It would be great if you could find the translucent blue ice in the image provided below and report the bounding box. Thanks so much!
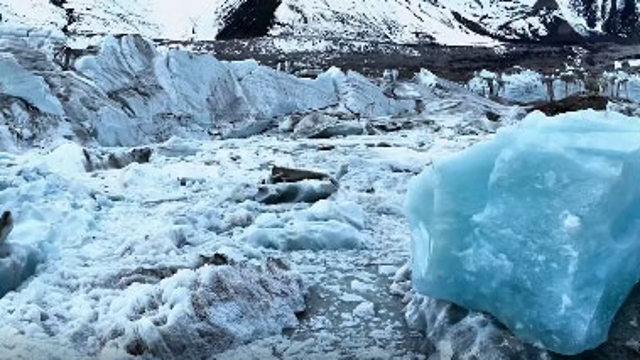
[0,244,39,297]
[406,110,640,355]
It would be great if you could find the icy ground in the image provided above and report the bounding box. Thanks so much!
[0,118,487,359]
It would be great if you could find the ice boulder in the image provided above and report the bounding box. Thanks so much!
[406,110,640,355]
[0,243,40,297]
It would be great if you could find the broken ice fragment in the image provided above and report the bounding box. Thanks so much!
[0,243,40,297]
[406,110,640,355]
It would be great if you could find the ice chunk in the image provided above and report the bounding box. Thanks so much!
[330,69,415,117]
[0,243,40,297]
[246,220,365,251]
[96,259,305,358]
[406,110,640,355]
[300,200,366,230]
[246,200,367,251]
[0,54,63,115]
[35,142,86,177]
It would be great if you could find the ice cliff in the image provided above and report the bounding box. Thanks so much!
[0,30,419,152]
[406,110,640,355]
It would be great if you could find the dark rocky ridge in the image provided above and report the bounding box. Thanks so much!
[216,0,283,40]
[156,37,640,82]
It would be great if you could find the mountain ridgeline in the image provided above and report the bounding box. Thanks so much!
[213,0,640,44]
[1,0,639,45]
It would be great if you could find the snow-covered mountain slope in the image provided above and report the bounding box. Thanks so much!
[0,0,638,45]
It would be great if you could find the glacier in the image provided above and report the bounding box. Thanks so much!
[406,110,640,355]
[0,31,431,151]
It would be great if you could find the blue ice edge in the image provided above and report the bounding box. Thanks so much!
[406,110,640,355]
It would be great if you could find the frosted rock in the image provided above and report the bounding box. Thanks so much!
[82,146,153,172]
[293,113,365,138]
[256,180,338,205]
[406,110,640,355]
[97,259,305,358]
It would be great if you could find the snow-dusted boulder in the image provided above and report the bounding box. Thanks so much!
[82,146,153,172]
[97,259,305,358]
[255,180,338,205]
[293,112,366,138]
[406,110,640,355]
